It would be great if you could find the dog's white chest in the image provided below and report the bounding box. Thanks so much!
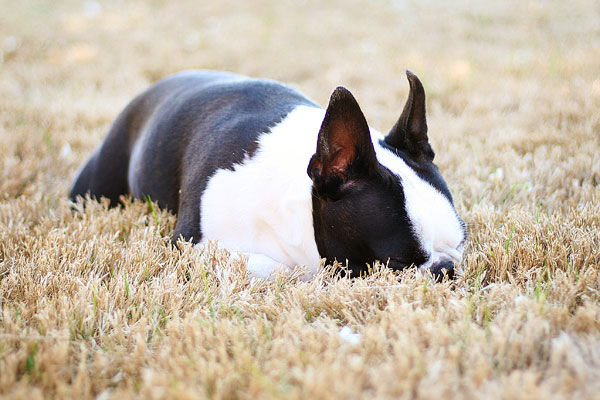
[198,106,325,276]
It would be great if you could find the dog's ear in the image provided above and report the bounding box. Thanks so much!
[308,87,378,199]
[385,70,434,161]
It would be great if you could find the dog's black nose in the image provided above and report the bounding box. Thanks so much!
[429,260,455,281]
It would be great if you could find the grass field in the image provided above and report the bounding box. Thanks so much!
[1,0,600,398]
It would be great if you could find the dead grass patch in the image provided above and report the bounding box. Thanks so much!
[1,0,599,398]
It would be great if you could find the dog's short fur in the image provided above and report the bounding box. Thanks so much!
[70,70,466,279]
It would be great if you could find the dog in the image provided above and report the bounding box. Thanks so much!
[70,70,466,279]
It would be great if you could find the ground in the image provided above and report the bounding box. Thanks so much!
[1,0,600,398]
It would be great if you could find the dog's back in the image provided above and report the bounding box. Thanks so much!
[70,70,318,242]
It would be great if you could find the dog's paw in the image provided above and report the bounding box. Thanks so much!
[242,252,291,279]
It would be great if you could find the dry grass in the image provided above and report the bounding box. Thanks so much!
[1,0,600,398]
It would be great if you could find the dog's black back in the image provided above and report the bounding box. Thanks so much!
[70,71,318,242]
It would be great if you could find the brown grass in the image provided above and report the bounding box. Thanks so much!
[1,0,600,398]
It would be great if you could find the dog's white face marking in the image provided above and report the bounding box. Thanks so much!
[372,133,466,270]
[200,105,465,278]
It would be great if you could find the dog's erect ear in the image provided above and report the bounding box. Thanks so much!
[385,70,434,161]
[308,87,378,198]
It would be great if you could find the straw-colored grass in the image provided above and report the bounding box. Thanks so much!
[1,0,599,398]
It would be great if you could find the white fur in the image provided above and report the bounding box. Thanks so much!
[128,131,146,197]
[199,106,323,278]
[198,106,465,278]
[371,134,465,270]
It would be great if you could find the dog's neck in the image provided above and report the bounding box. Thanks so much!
[198,106,324,275]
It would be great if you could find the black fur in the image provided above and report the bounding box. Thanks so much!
[310,169,428,276]
[378,139,453,204]
[70,71,318,243]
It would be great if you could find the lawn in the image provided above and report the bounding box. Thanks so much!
[1,0,599,398]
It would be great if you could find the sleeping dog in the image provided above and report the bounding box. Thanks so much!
[70,70,466,279]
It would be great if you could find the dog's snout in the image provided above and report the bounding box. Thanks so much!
[429,260,454,281]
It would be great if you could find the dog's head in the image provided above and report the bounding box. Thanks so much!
[308,71,466,279]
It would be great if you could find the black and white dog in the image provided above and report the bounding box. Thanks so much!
[70,70,466,279]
